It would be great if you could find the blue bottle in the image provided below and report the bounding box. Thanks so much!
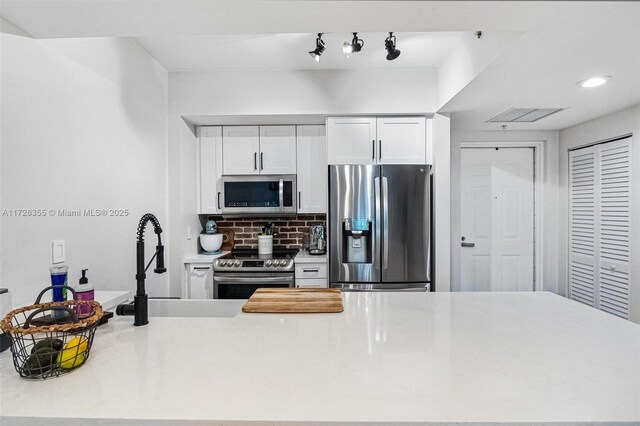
[49,264,68,302]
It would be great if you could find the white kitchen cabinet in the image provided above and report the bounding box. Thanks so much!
[223,126,296,175]
[296,125,327,213]
[259,126,297,174]
[327,116,431,165]
[222,126,260,175]
[327,117,376,165]
[377,117,426,164]
[183,263,213,299]
[198,126,223,214]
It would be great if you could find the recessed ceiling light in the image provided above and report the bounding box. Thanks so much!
[577,76,611,88]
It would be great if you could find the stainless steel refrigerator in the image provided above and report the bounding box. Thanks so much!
[329,165,431,291]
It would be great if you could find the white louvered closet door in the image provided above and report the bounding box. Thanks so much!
[598,139,631,318]
[569,146,597,307]
[569,138,632,319]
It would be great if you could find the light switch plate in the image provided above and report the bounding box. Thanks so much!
[52,240,65,264]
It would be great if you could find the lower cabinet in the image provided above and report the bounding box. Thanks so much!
[295,263,328,288]
[183,263,213,299]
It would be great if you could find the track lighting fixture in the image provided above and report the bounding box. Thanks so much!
[384,32,401,61]
[309,33,326,62]
[343,32,364,57]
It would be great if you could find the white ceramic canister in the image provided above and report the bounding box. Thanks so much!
[258,235,273,255]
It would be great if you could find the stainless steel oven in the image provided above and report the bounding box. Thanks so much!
[212,249,297,299]
[221,175,296,216]
[213,272,294,299]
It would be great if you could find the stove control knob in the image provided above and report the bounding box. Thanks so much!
[219,260,227,267]
[265,260,272,267]
[279,260,288,267]
[234,260,241,267]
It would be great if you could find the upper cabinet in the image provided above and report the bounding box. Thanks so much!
[327,116,432,165]
[222,126,260,175]
[296,125,327,213]
[222,125,296,175]
[259,126,297,175]
[198,126,223,214]
[327,117,376,165]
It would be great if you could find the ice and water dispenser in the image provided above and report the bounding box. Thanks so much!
[341,218,372,263]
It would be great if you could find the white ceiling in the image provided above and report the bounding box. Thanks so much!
[439,2,640,131]
[1,1,639,131]
[134,32,464,71]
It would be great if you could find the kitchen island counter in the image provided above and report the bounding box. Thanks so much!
[1,292,639,425]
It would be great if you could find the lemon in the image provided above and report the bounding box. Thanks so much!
[57,337,88,369]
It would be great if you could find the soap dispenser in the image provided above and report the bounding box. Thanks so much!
[76,269,94,318]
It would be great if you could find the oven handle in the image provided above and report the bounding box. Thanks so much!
[214,275,293,284]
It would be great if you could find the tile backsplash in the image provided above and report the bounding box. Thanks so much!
[200,214,326,250]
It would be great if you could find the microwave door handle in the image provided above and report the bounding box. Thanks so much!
[279,178,284,208]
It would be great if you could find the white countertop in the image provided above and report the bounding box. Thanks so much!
[2,292,639,424]
[294,249,328,263]
[183,251,229,264]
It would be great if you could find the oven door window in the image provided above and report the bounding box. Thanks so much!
[214,274,295,299]
[216,283,290,299]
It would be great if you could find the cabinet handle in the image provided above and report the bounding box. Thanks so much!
[193,267,210,271]
[372,140,375,161]
[378,140,382,161]
[260,152,264,170]
[254,152,257,171]
[298,191,301,207]
[217,192,221,210]
[303,269,319,273]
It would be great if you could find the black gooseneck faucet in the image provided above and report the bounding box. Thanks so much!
[116,213,166,326]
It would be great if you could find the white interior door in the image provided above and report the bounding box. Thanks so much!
[460,148,535,291]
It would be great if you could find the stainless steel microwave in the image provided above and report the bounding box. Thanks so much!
[220,175,297,216]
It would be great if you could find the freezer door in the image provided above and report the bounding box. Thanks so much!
[381,165,431,283]
[329,165,381,283]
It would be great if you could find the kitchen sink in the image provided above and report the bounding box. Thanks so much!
[147,298,244,318]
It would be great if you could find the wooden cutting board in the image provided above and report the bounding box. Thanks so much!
[242,288,344,313]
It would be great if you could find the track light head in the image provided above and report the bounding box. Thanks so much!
[309,33,326,62]
[385,32,401,61]
[343,32,364,57]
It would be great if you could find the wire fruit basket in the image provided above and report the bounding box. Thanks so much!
[0,285,103,380]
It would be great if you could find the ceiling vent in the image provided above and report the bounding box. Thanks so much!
[487,108,564,123]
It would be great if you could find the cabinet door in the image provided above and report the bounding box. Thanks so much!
[296,125,327,213]
[186,264,213,299]
[222,126,260,175]
[327,117,376,165]
[259,126,297,174]
[377,117,426,164]
[198,126,223,214]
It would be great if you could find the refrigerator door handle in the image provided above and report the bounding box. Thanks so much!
[375,176,381,272]
[382,176,389,269]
